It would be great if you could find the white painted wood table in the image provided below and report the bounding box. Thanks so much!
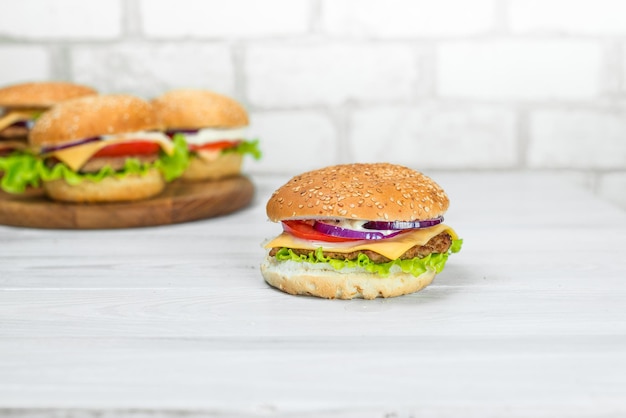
[1,173,625,418]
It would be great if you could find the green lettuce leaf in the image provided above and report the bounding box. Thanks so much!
[0,152,42,193]
[154,133,190,181]
[274,239,463,278]
[224,139,262,160]
[0,134,189,194]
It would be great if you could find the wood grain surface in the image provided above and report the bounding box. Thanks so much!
[0,175,254,229]
[1,173,625,417]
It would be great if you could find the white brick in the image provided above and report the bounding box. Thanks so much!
[322,0,495,38]
[140,0,310,38]
[510,0,626,35]
[598,173,626,211]
[528,110,626,169]
[247,111,337,174]
[71,43,234,99]
[0,47,50,85]
[349,105,517,169]
[246,44,417,107]
[0,0,121,39]
[438,40,602,100]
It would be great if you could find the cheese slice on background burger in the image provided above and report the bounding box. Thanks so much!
[0,81,97,156]
[261,163,463,300]
[151,89,261,181]
[0,94,189,202]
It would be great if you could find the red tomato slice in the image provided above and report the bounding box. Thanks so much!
[92,141,161,158]
[189,140,241,152]
[282,220,355,243]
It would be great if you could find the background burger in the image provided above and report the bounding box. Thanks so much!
[151,89,260,181]
[261,163,462,299]
[0,81,97,157]
[0,94,188,202]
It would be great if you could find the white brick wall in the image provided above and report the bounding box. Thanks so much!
[509,0,626,35]
[349,105,517,169]
[321,0,495,38]
[0,0,121,40]
[71,43,235,99]
[140,0,311,38]
[249,111,337,174]
[438,40,602,100]
[0,47,50,84]
[246,43,417,107]
[528,110,626,169]
[0,0,624,210]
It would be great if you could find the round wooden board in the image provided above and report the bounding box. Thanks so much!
[0,175,254,229]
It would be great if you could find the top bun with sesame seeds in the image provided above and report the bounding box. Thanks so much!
[151,89,249,129]
[30,94,162,147]
[0,81,97,109]
[266,163,449,222]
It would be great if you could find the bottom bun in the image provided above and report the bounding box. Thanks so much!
[181,153,242,181]
[43,169,165,203]
[260,255,437,300]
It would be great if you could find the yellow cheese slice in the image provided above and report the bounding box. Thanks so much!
[44,133,175,171]
[0,111,37,132]
[264,223,458,260]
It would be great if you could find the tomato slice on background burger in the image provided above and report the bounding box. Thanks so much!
[91,140,162,158]
[188,140,241,153]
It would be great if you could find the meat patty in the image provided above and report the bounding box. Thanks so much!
[269,231,453,263]
[79,155,159,173]
[0,126,28,141]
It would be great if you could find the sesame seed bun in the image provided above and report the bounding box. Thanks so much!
[43,169,165,203]
[29,94,162,147]
[0,81,97,109]
[266,163,449,222]
[260,255,436,299]
[151,89,249,129]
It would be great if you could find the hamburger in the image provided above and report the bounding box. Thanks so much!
[151,89,260,181]
[0,81,97,156]
[0,94,188,202]
[261,163,463,299]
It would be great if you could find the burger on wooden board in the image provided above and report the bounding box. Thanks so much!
[0,81,97,156]
[151,89,261,181]
[0,94,188,202]
[261,163,463,299]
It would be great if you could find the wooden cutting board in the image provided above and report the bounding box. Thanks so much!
[0,175,254,229]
